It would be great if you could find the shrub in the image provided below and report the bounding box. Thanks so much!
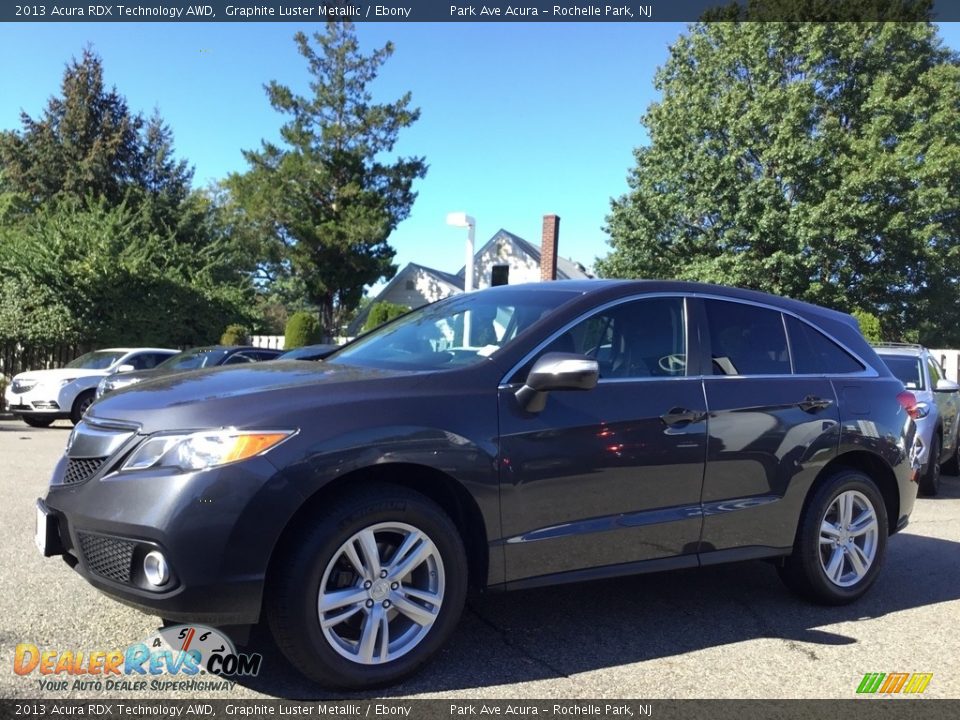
[362,302,410,333]
[220,324,250,346]
[285,311,322,349]
[851,310,882,344]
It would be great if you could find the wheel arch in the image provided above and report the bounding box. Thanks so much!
[814,451,900,535]
[266,462,490,594]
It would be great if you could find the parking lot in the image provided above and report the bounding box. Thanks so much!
[3,418,959,700]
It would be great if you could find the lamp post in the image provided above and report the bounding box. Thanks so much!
[446,212,476,347]
[446,212,476,293]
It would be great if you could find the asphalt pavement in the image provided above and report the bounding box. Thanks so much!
[2,419,958,700]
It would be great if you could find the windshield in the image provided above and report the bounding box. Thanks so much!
[65,351,126,370]
[157,348,230,371]
[882,355,925,390]
[329,288,582,370]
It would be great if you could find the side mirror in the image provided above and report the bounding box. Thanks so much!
[116,364,136,374]
[515,352,599,413]
[935,378,959,393]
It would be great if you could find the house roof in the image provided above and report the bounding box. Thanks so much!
[409,263,464,291]
[346,262,464,336]
[457,229,592,280]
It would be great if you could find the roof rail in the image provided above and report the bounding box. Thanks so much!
[871,342,925,349]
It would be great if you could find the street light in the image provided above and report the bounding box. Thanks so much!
[446,212,476,293]
[446,212,476,348]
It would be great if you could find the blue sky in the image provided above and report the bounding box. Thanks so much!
[2,22,960,294]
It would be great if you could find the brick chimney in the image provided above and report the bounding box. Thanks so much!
[540,214,560,282]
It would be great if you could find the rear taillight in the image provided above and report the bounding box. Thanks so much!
[898,390,923,419]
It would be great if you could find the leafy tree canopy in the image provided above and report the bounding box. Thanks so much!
[599,15,960,345]
[0,49,258,347]
[228,22,427,340]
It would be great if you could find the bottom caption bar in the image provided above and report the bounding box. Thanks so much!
[2,700,954,720]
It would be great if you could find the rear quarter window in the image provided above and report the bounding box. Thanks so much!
[786,316,864,374]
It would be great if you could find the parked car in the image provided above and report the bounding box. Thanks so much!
[5,348,177,427]
[873,343,960,495]
[96,345,282,398]
[276,343,341,361]
[37,281,921,689]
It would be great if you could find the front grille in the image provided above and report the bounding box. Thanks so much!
[78,532,135,584]
[11,380,36,394]
[63,457,107,485]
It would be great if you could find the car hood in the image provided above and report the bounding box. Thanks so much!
[14,368,108,382]
[104,367,171,385]
[88,361,427,433]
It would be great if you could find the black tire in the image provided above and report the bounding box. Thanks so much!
[266,484,468,689]
[70,391,95,426]
[920,433,941,496]
[778,469,888,605]
[22,415,55,428]
[941,433,960,477]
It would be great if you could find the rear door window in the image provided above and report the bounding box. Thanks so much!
[704,300,789,376]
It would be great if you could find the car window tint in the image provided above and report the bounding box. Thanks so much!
[786,316,864,374]
[127,354,155,370]
[705,300,789,376]
[540,297,687,379]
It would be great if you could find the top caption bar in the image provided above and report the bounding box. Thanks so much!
[3,0,959,23]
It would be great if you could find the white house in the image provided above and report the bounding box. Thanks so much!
[348,215,591,335]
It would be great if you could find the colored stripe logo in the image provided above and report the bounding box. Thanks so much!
[857,673,933,694]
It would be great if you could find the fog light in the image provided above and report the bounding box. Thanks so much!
[143,551,169,587]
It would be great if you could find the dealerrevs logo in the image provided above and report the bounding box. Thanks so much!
[13,625,261,692]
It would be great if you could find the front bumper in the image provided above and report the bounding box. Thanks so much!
[41,447,306,625]
[5,385,64,415]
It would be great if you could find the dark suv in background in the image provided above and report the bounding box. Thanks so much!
[95,345,282,398]
[37,281,921,689]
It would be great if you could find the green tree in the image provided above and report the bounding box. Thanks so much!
[362,301,409,332]
[852,309,883,343]
[220,324,251,346]
[0,49,195,232]
[0,49,259,348]
[228,22,427,340]
[285,311,322,349]
[0,198,254,347]
[599,17,960,345]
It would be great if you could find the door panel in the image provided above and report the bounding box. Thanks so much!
[700,377,840,552]
[498,379,707,583]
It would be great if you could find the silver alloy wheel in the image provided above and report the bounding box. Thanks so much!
[317,522,445,665]
[818,490,879,588]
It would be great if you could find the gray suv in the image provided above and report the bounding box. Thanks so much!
[874,343,960,495]
[37,281,922,689]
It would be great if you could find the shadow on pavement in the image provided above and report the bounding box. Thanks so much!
[230,524,960,699]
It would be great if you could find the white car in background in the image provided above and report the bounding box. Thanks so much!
[5,348,177,427]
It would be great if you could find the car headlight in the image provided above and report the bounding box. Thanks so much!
[57,378,77,387]
[914,402,930,419]
[121,429,296,472]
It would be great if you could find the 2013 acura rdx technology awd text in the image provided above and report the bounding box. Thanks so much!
[36,281,923,688]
